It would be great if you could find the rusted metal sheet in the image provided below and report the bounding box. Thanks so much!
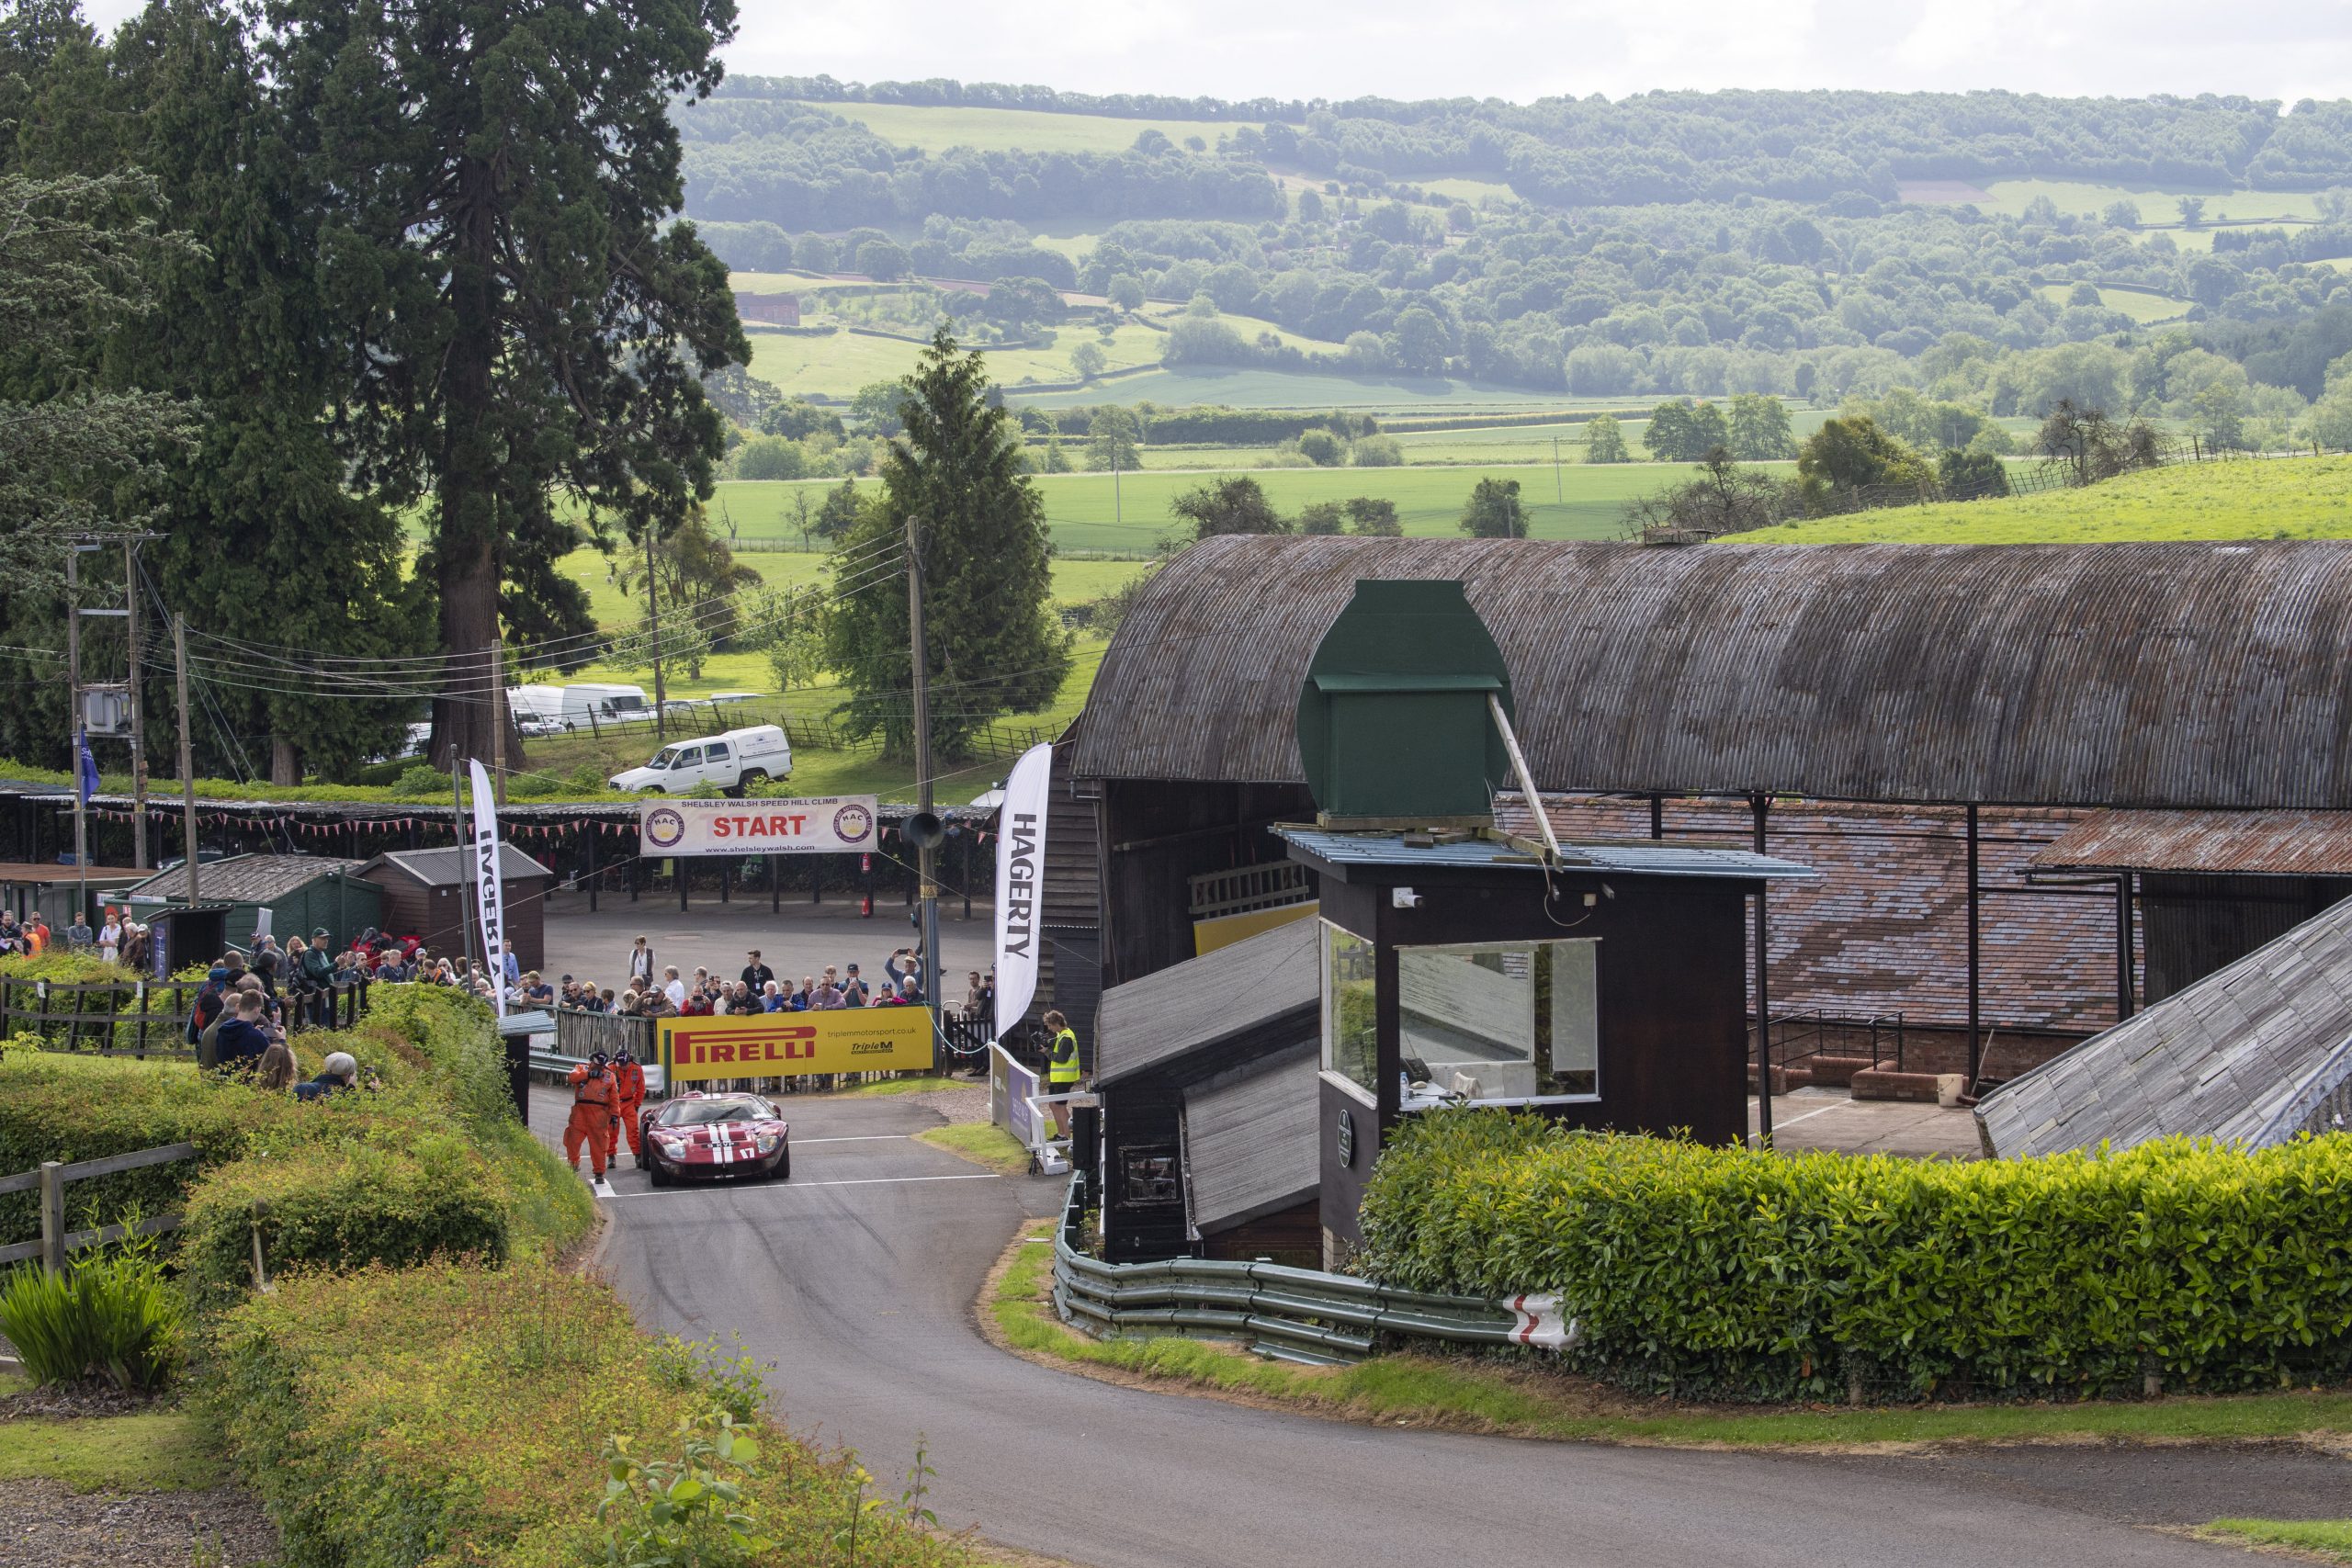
[2030,809,2352,875]
[1070,536,2352,809]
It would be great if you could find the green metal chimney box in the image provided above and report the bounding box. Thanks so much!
[1295,580,1515,826]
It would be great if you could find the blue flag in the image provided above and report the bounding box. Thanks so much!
[76,728,99,805]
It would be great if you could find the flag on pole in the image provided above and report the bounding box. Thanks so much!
[467,759,508,1018]
[76,729,99,805]
[992,742,1053,1036]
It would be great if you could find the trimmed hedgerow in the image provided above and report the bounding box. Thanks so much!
[1358,1111,2352,1402]
[207,1262,962,1568]
[178,1134,512,1317]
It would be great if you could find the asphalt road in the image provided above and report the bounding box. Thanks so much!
[537,1089,2335,1568]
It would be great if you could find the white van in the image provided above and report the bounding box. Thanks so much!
[609,724,793,795]
[561,683,653,728]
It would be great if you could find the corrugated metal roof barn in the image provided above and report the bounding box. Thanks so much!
[1072,536,2352,809]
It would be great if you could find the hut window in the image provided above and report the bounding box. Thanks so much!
[1398,939,1600,1103]
[1321,921,1379,1095]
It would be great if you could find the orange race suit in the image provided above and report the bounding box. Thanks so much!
[611,1055,647,1165]
[564,1062,619,1177]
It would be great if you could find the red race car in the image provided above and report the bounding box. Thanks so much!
[639,1091,792,1186]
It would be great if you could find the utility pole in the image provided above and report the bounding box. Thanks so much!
[905,513,941,1010]
[124,538,148,869]
[1112,445,1122,529]
[1553,434,1563,503]
[488,638,507,807]
[644,525,666,742]
[65,545,86,924]
[173,615,198,906]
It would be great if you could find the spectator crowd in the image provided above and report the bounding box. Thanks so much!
[546,937,996,1032]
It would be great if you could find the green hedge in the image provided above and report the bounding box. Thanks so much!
[207,1262,960,1568]
[1358,1111,2352,1401]
[179,1134,513,1316]
[0,953,193,1053]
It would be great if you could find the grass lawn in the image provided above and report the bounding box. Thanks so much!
[1737,456,2352,545]
[990,1222,2352,1450]
[0,1410,224,1493]
[1007,365,1587,413]
[742,321,1172,399]
[2033,283,2189,323]
[1977,177,2333,226]
[916,1122,1033,1174]
[2199,1519,2352,1560]
[759,99,1245,157]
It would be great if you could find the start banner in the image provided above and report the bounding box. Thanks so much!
[638,795,877,858]
[659,1009,935,1083]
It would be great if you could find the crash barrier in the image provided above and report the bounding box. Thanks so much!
[988,1042,1046,1151]
[0,1142,194,1269]
[0,976,367,1055]
[1049,1172,1577,1366]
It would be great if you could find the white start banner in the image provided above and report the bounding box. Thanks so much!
[467,759,508,1020]
[992,743,1053,1034]
[637,795,878,858]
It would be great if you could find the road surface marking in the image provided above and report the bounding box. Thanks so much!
[1772,1100,1864,1130]
[602,1172,1001,1199]
[794,1134,916,1145]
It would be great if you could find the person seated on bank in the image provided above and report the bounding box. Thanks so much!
[213,989,273,1074]
[295,1050,362,1101]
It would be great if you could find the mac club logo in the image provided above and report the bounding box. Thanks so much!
[644,807,687,850]
[831,803,874,844]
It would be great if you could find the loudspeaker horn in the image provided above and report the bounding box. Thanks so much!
[902,811,946,850]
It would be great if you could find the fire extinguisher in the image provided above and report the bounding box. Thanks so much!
[859,852,873,918]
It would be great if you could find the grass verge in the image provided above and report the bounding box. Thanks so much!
[916,1122,1033,1174]
[2199,1519,2352,1560]
[0,1411,223,1493]
[985,1222,2352,1450]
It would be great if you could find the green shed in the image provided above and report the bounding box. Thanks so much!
[122,853,381,956]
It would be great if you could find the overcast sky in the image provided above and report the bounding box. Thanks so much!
[71,0,2352,107]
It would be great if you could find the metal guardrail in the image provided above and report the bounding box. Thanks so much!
[1049,1173,1576,1366]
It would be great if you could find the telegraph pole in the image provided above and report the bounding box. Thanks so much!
[65,545,87,923]
[644,525,666,742]
[173,615,198,906]
[488,638,508,807]
[905,513,941,1002]
[1553,434,1563,503]
[124,538,148,868]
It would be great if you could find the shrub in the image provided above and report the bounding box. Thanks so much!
[179,1135,512,1318]
[1351,434,1405,466]
[0,1235,184,1391]
[1359,1111,2352,1401]
[395,763,451,797]
[205,1263,960,1568]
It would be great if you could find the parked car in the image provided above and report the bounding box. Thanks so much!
[639,1091,790,1185]
[608,724,792,795]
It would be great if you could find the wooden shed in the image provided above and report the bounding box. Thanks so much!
[356,846,554,972]
[121,854,379,955]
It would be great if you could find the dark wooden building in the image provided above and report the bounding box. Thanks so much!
[355,846,555,972]
[1092,919,1318,1263]
[121,853,379,953]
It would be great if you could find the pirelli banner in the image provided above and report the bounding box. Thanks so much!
[639,795,878,858]
[658,1009,935,1083]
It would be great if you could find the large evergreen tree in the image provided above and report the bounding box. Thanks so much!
[825,332,1069,761]
[264,0,748,768]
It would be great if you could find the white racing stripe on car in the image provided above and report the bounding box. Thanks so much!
[603,1173,1001,1200]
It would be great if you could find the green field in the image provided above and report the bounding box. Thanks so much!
[1008,365,1588,412]
[2033,283,2188,323]
[777,99,1246,156]
[1737,455,2352,545]
[1978,177,2335,226]
[741,321,1174,398]
[703,462,1701,554]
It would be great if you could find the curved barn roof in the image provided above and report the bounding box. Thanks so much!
[1070,536,2352,809]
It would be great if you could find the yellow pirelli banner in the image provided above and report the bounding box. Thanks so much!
[658,1009,935,1083]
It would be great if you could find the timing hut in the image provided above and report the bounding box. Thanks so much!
[1069,536,2352,1088]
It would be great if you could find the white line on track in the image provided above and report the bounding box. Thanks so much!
[601,1172,1001,1200]
[1772,1100,1863,1130]
[794,1134,917,1145]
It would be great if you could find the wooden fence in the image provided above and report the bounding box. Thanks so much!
[0,976,369,1056]
[0,1143,196,1269]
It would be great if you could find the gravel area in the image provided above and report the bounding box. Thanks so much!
[897,1081,990,1126]
[0,1382,164,1423]
[0,1481,278,1568]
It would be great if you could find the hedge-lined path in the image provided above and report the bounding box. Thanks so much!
[525,1088,2346,1568]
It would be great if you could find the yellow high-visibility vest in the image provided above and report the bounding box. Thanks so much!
[1048,1027,1080,1084]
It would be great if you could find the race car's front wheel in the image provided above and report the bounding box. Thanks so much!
[773,1145,790,1181]
[648,1158,672,1188]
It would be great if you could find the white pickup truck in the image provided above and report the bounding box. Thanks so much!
[609,724,794,795]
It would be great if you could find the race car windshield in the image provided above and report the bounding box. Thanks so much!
[659,1100,766,1125]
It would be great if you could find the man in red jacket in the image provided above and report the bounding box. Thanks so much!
[563,1053,619,1185]
[610,1047,648,1168]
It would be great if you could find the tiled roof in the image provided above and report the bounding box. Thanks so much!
[1094,919,1317,1089]
[2032,809,2352,876]
[1975,896,2352,1156]
[358,846,555,888]
[1277,829,1815,882]
[123,853,367,905]
[1502,795,2132,1035]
